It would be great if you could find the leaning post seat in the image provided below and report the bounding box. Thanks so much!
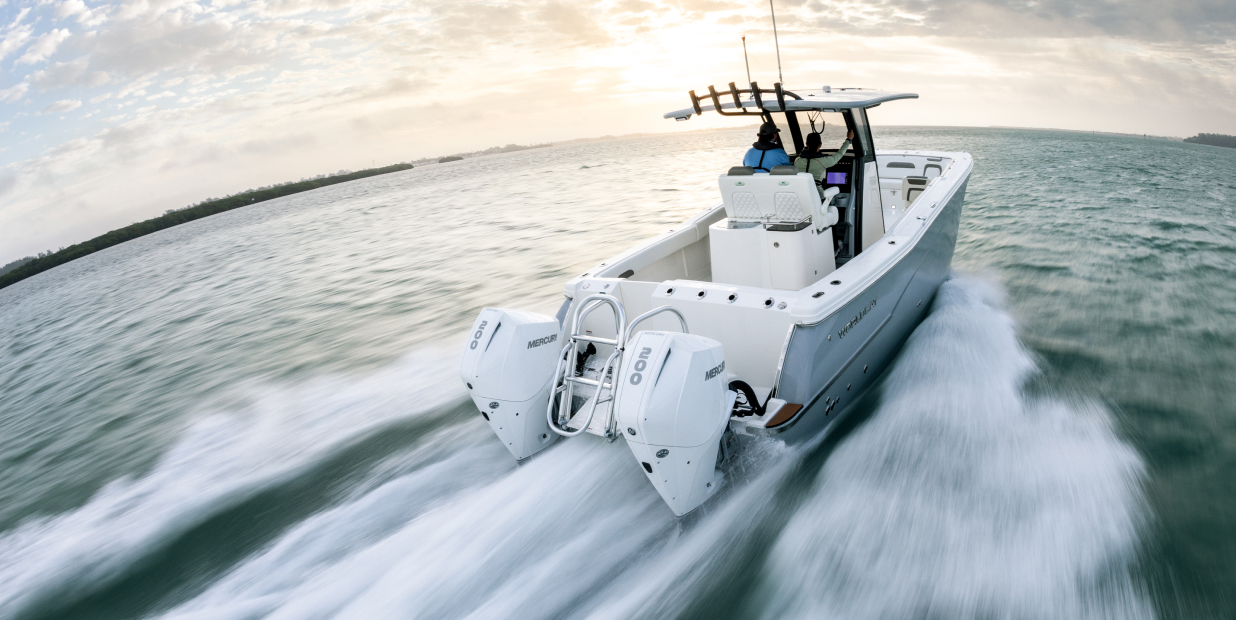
[718,169,818,222]
[712,169,838,290]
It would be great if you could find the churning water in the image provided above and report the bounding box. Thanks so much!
[1,126,1233,620]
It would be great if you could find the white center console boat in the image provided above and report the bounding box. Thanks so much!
[461,82,973,516]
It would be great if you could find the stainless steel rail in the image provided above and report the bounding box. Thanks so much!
[548,295,628,439]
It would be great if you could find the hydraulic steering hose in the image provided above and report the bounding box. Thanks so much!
[728,380,769,417]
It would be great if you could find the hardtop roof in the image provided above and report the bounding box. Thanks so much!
[664,87,917,120]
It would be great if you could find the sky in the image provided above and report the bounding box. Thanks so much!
[1,0,1234,262]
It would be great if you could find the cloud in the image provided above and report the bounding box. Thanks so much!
[0,8,34,61]
[30,61,88,91]
[239,132,316,154]
[55,0,107,26]
[55,0,87,19]
[86,11,263,76]
[258,0,362,17]
[28,61,115,90]
[116,78,153,98]
[39,99,83,114]
[0,171,16,198]
[538,2,611,45]
[0,81,29,102]
[18,29,72,65]
[795,0,1236,43]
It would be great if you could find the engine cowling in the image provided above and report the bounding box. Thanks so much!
[615,330,730,516]
[459,308,561,460]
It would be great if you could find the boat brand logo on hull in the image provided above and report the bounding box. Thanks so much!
[705,361,726,381]
[527,334,557,349]
[838,299,877,340]
[469,320,489,350]
[629,347,653,385]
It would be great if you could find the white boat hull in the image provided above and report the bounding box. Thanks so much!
[768,173,967,441]
[464,148,973,514]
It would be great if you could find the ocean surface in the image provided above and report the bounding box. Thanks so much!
[1,126,1233,620]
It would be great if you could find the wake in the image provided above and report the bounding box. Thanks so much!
[0,277,1153,620]
[750,277,1153,619]
[0,349,471,620]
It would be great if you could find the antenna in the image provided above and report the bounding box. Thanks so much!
[742,36,751,84]
[769,0,784,85]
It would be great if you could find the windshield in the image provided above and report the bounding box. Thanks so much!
[760,110,850,157]
[793,111,850,154]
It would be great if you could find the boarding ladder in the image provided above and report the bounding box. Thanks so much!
[547,294,688,440]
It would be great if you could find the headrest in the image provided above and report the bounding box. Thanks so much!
[727,166,755,176]
[769,165,798,175]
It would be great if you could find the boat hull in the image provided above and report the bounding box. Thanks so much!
[768,175,968,443]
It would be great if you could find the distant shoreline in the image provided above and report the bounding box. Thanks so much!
[0,164,413,291]
[1183,133,1236,149]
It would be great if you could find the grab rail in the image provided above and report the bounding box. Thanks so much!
[548,295,628,438]
[627,306,689,335]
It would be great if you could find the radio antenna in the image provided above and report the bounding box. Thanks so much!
[769,0,784,85]
[742,36,752,84]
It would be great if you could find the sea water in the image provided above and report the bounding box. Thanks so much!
[1,127,1233,620]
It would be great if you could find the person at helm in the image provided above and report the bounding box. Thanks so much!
[742,121,792,172]
[795,129,855,198]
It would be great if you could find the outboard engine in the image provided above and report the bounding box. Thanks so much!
[615,330,732,516]
[460,308,561,460]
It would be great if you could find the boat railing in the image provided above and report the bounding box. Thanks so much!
[548,299,691,440]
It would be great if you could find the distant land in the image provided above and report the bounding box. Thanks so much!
[985,126,1183,141]
[418,143,552,166]
[1,141,572,290]
[1184,134,1236,149]
[0,164,413,290]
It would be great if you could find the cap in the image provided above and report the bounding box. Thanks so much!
[758,122,780,136]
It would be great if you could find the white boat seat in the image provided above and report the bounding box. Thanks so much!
[712,174,839,290]
[718,171,825,224]
[901,176,929,204]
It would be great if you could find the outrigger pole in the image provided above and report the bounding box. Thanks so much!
[769,0,784,85]
[742,36,752,84]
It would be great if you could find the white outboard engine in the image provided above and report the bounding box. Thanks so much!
[615,330,732,516]
[459,308,561,460]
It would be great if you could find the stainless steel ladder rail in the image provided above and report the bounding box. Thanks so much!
[547,298,690,439]
[548,295,627,438]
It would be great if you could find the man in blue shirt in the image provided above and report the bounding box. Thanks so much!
[742,121,792,172]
